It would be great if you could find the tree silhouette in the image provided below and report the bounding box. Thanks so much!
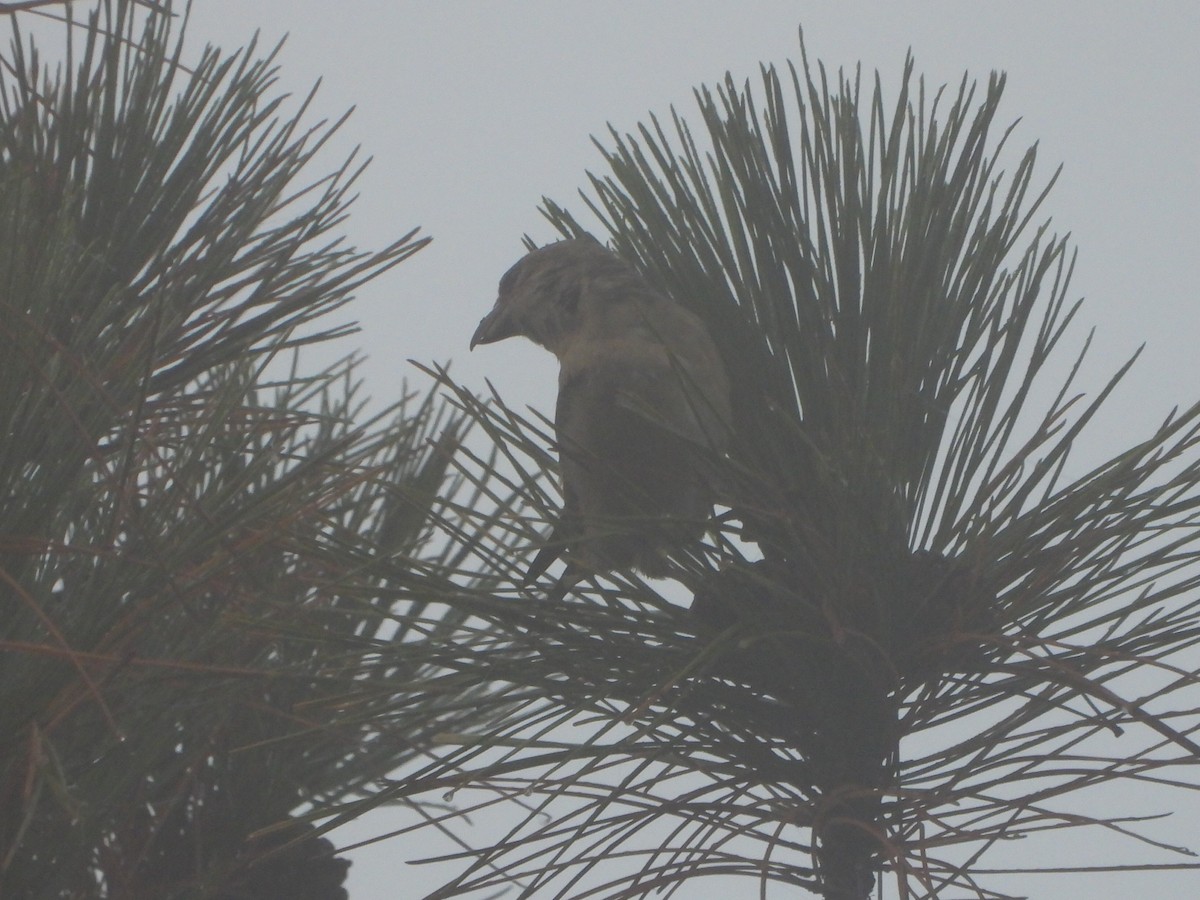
[386,36,1200,899]
[8,5,1200,897]
[0,3,503,896]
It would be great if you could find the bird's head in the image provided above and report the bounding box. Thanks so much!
[471,239,632,357]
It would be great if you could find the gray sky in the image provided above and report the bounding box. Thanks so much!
[176,2,1200,897]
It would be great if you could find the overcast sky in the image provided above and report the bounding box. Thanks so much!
[167,3,1200,897]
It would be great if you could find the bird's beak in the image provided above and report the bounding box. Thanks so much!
[470,302,519,349]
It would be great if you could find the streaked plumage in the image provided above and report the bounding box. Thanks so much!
[471,239,731,584]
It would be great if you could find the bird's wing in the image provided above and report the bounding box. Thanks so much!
[522,465,581,585]
[525,300,731,587]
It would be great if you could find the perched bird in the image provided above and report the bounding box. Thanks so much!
[471,238,732,587]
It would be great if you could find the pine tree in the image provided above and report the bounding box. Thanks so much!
[0,3,497,896]
[391,35,1200,899]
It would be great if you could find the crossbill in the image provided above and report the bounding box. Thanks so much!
[471,238,732,586]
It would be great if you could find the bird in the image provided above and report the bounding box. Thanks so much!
[471,238,732,590]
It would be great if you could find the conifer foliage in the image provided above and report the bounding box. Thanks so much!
[0,3,481,897]
[404,38,1200,900]
[6,3,1200,897]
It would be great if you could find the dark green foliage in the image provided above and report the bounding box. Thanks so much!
[0,2,486,897]
[386,37,1200,899]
